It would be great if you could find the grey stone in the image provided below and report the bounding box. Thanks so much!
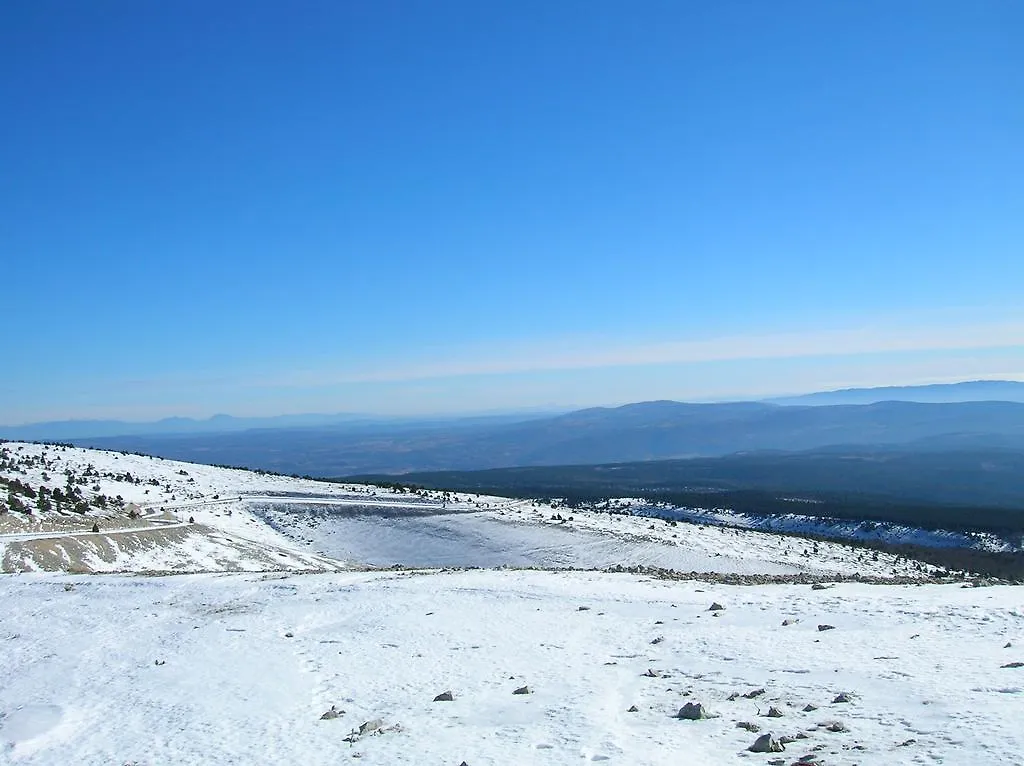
[512,685,531,695]
[748,733,785,753]
[709,602,725,611]
[832,692,852,703]
[433,691,454,702]
[766,706,784,717]
[817,624,836,632]
[358,718,386,736]
[676,702,710,720]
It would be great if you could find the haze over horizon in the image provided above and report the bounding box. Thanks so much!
[4,1,1022,423]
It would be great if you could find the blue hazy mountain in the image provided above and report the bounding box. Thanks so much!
[767,380,1024,406]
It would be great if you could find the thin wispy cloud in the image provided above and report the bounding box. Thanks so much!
[254,318,1024,389]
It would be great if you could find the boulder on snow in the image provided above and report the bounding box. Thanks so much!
[512,685,531,695]
[433,690,455,702]
[832,692,852,703]
[358,718,386,736]
[766,706,784,717]
[817,624,836,632]
[676,702,711,720]
[748,733,785,753]
[708,602,725,612]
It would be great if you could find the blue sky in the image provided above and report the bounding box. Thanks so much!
[2,0,1022,423]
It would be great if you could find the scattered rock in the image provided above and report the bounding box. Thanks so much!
[650,636,664,645]
[766,706,784,718]
[744,688,766,699]
[320,705,343,720]
[897,738,916,747]
[627,705,639,713]
[91,522,100,533]
[154,659,165,666]
[1001,661,1024,669]
[802,704,818,712]
[709,602,725,612]
[749,733,785,753]
[578,606,591,611]
[642,669,661,678]
[782,619,798,626]
[832,692,852,703]
[736,721,760,732]
[727,692,740,701]
[433,691,455,702]
[817,624,836,632]
[512,685,531,695]
[358,719,386,736]
[676,702,711,720]
[779,735,797,744]
[1004,642,1012,649]
[63,583,74,592]
[284,632,294,638]
[825,721,848,733]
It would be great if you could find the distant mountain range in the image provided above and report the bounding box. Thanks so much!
[5,380,1021,442]
[0,410,562,442]
[0,412,374,441]
[34,398,1024,477]
[767,380,1024,406]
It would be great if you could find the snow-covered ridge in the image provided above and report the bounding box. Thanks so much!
[626,503,1023,553]
[0,442,956,580]
[0,442,392,573]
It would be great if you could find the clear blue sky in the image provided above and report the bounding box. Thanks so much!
[2,0,1022,423]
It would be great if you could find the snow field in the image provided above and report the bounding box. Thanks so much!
[1,570,1021,765]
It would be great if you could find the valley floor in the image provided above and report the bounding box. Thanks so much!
[2,569,1022,766]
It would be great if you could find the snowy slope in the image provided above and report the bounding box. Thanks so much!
[2,570,1022,765]
[2,443,1022,765]
[2,442,939,579]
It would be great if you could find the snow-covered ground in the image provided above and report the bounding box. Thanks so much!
[3,442,1022,765]
[2,569,1022,765]
[629,503,1023,553]
[1,442,935,579]
[257,498,932,578]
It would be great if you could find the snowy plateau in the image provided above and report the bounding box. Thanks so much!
[1,442,1022,765]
